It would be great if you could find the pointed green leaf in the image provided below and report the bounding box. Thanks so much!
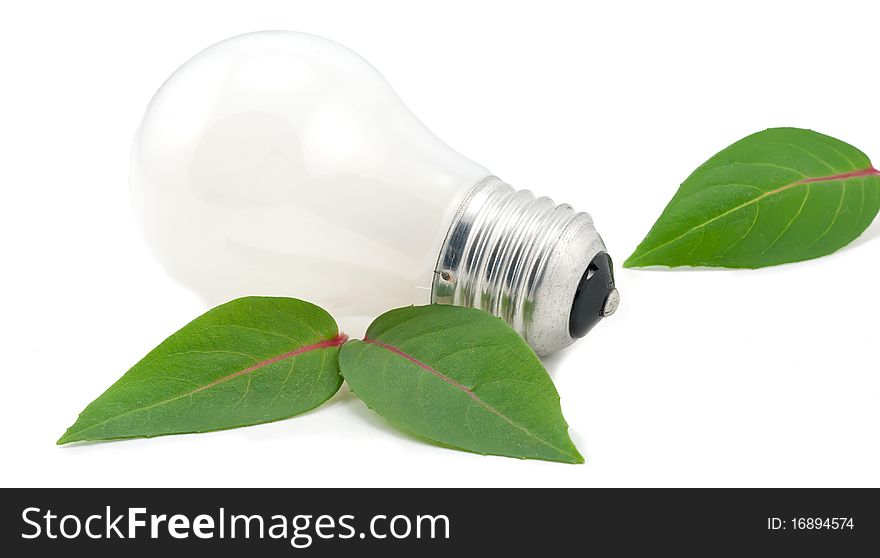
[339,305,583,464]
[58,297,346,444]
[625,127,880,268]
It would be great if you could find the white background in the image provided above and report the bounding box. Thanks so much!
[2,0,878,488]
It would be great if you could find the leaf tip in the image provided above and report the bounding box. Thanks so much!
[622,253,641,268]
[565,447,585,464]
[57,422,84,446]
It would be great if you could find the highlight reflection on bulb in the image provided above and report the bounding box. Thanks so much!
[131,31,617,355]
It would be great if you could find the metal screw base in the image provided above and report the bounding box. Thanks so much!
[431,177,611,355]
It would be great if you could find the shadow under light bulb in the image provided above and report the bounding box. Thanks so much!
[131,31,618,355]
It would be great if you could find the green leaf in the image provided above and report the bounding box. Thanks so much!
[339,305,583,464]
[625,127,880,268]
[58,297,346,444]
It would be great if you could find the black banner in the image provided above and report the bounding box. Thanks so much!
[2,488,875,554]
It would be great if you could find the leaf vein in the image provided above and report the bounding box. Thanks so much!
[63,336,345,440]
[704,161,806,177]
[761,185,810,255]
[809,182,848,247]
[364,338,579,460]
[765,141,836,172]
[718,204,760,258]
[630,168,876,264]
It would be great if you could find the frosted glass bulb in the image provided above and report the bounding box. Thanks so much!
[131,31,617,355]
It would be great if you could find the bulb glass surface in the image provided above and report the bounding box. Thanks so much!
[131,31,489,317]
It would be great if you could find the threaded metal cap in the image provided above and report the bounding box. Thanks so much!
[431,177,616,355]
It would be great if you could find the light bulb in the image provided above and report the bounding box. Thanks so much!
[131,31,618,355]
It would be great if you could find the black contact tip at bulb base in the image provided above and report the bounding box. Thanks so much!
[569,251,616,338]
